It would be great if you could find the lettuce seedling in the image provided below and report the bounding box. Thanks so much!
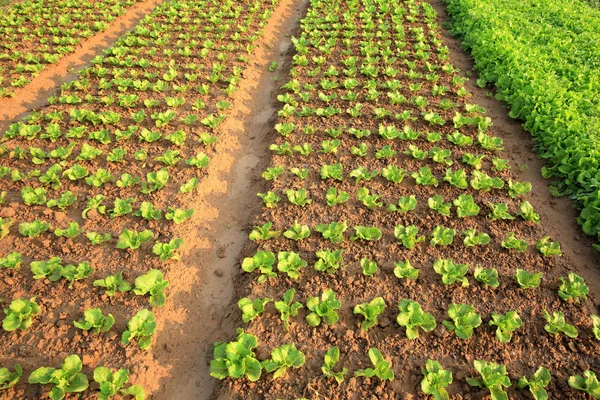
[134,269,169,307]
[429,147,453,166]
[116,229,153,250]
[444,169,469,189]
[412,166,438,186]
[474,267,499,288]
[489,311,522,343]
[536,237,562,257]
[249,222,280,241]
[517,367,550,400]
[21,186,47,205]
[405,145,427,160]
[47,191,77,211]
[428,195,451,216]
[0,252,22,270]
[433,258,469,287]
[388,196,417,213]
[543,310,578,338]
[141,169,169,193]
[258,191,281,208]
[514,269,542,289]
[3,297,40,332]
[261,343,305,379]
[463,229,490,247]
[277,251,307,279]
[568,370,600,398]
[54,222,83,238]
[352,226,382,241]
[86,232,111,245]
[28,355,88,400]
[470,171,504,191]
[31,257,63,281]
[354,297,385,331]
[210,328,261,381]
[462,153,486,169]
[487,203,514,221]
[321,347,348,385]
[0,364,22,389]
[93,367,145,400]
[443,304,481,339]
[421,360,452,400]
[314,249,343,273]
[508,180,532,198]
[592,315,600,340]
[394,260,419,280]
[315,221,347,243]
[286,189,312,206]
[122,309,156,350]
[306,289,341,327]
[284,221,310,241]
[558,273,588,303]
[517,201,540,223]
[360,258,379,276]
[320,163,343,181]
[430,226,456,246]
[355,348,394,381]
[19,220,51,238]
[82,195,106,219]
[492,158,510,172]
[397,299,436,339]
[453,194,480,217]
[381,165,406,183]
[135,202,162,221]
[262,166,284,181]
[350,167,378,183]
[394,224,425,249]
[73,308,115,333]
[152,238,183,261]
[325,187,349,206]
[242,250,276,282]
[180,178,198,193]
[502,233,528,252]
[274,289,303,331]
[93,272,131,296]
[62,262,93,286]
[290,167,308,180]
[466,360,510,400]
[357,188,382,210]
[238,297,270,323]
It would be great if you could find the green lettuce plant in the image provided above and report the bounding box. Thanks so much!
[443,304,481,339]
[0,364,22,389]
[517,367,551,400]
[515,269,542,289]
[122,309,156,350]
[474,267,499,288]
[568,370,600,398]
[93,272,131,296]
[397,299,436,339]
[394,260,419,280]
[28,355,88,400]
[73,308,115,333]
[277,251,307,279]
[3,297,40,332]
[543,310,577,338]
[210,328,261,381]
[489,311,522,343]
[558,272,588,303]
[433,258,469,287]
[466,360,511,400]
[242,250,276,282]
[93,367,145,400]
[321,347,348,385]
[261,343,305,379]
[306,289,341,327]
[353,297,385,331]
[354,348,394,381]
[314,249,343,274]
[134,269,169,307]
[421,360,452,400]
[274,289,303,331]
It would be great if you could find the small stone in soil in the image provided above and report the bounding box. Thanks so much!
[214,269,224,277]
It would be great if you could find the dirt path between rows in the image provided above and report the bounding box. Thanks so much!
[146,0,308,398]
[0,0,164,132]
[429,0,600,292]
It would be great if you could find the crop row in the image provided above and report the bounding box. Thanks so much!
[0,0,145,97]
[0,0,281,397]
[443,0,600,251]
[210,0,600,398]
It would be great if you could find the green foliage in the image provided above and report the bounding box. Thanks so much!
[502,233,528,252]
[569,370,600,399]
[306,289,341,327]
[543,310,578,338]
[396,299,436,339]
[274,289,303,331]
[394,224,425,249]
[116,229,153,250]
[443,304,482,339]
[466,360,511,400]
[54,222,83,238]
[122,309,156,350]
[463,229,490,246]
[352,226,382,241]
[0,364,22,390]
[242,250,276,282]
[249,222,280,241]
[360,258,379,276]
[238,297,270,323]
[134,269,169,307]
[421,360,452,400]
[321,347,348,385]
[93,367,145,400]
[489,311,522,343]
[0,252,22,270]
[314,249,343,274]
[93,272,131,296]
[28,355,88,400]
[3,297,40,332]
[412,166,438,186]
[73,308,115,333]
[152,238,183,261]
[387,196,417,213]
[430,226,456,246]
[325,187,349,206]
[19,220,51,238]
[474,267,499,288]
[428,195,451,216]
[517,201,540,223]
[354,348,394,381]
[210,329,261,381]
[315,221,347,243]
[393,260,419,280]
[353,297,385,331]
[433,258,469,287]
[536,236,562,256]
[453,194,480,217]
[261,343,305,379]
[558,272,589,303]
[514,269,542,289]
[516,367,551,400]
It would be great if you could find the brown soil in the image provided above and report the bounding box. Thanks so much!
[0,0,164,132]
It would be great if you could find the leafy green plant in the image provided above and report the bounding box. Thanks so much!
[430,226,456,246]
[306,289,341,327]
[284,221,310,241]
[134,269,169,307]
[3,297,40,332]
[28,355,88,400]
[466,360,511,400]
[238,298,270,323]
[19,220,51,238]
[352,226,382,241]
[412,166,438,186]
[0,364,22,389]
[258,191,281,208]
[210,328,261,381]
[487,203,514,221]
[116,229,153,250]
[321,347,348,385]
[93,367,145,400]
[515,269,542,289]
[360,258,379,276]
[428,195,451,216]
[122,309,156,350]
[314,249,343,274]
[73,308,115,333]
[261,343,305,379]
[325,187,349,206]
[421,360,452,400]
[135,202,162,221]
[489,311,522,343]
[543,310,578,338]
[274,288,303,331]
[517,201,540,223]
[277,251,307,279]
[354,348,394,381]
[394,260,419,280]
[502,233,528,252]
[558,272,589,303]
[443,304,482,339]
[93,272,131,296]
[536,236,562,256]
[516,367,551,400]
[315,221,347,243]
[387,196,417,213]
[454,194,480,217]
[354,297,385,331]
[242,250,276,282]
[394,224,425,249]
[0,252,22,270]
[152,238,183,261]
[54,222,83,238]
[568,370,600,398]
[396,299,436,339]
[249,222,281,241]
[474,267,499,288]
[0,218,10,241]
[433,258,469,287]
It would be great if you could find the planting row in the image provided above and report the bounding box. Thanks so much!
[0,0,144,97]
[211,0,600,398]
[0,0,281,397]
[444,0,600,250]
